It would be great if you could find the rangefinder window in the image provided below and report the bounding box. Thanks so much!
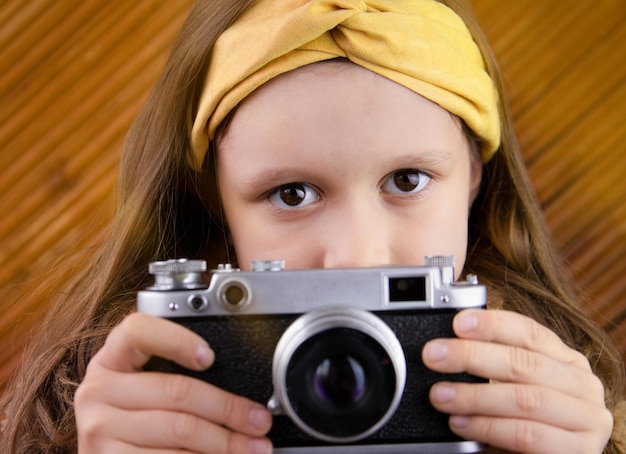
[388,277,427,302]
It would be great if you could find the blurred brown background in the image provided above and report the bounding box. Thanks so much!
[1,0,625,395]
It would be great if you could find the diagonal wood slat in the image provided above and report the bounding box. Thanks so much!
[0,0,196,393]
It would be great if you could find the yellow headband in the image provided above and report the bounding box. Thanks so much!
[190,0,500,170]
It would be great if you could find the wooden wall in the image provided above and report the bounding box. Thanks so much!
[1,0,625,395]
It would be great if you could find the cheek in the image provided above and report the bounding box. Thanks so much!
[392,212,469,278]
[395,184,472,276]
[222,207,264,268]
[226,210,308,270]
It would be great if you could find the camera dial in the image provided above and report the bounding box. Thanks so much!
[147,259,207,290]
[424,255,455,285]
[252,260,286,272]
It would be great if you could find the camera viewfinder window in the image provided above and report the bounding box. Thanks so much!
[388,277,427,302]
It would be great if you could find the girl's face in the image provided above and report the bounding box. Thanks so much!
[216,63,482,278]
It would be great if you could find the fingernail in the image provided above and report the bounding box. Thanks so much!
[455,311,479,332]
[425,340,449,362]
[431,383,456,403]
[196,342,214,368]
[249,438,272,454]
[450,415,471,429]
[249,406,272,431]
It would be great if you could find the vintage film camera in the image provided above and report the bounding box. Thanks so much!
[137,256,486,453]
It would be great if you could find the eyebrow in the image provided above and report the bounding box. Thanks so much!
[235,147,457,187]
[235,165,314,189]
[384,148,457,170]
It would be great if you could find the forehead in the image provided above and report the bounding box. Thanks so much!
[217,61,468,159]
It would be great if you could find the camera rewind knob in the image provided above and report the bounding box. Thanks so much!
[147,258,207,290]
[251,260,286,272]
[424,255,455,285]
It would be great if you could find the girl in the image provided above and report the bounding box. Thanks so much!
[2,0,624,453]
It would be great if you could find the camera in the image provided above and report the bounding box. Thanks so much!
[137,256,486,453]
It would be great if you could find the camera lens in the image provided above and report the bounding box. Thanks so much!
[313,356,365,406]
[285,328,397,439]
[270,307,406,443]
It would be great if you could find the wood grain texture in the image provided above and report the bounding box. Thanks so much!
[1,0,625,394]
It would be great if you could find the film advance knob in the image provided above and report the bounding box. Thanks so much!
[148,259,207,290]
[149,258,207,275]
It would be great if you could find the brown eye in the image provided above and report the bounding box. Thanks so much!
[394,172,420,191]
[279,184,306,206]
[383,170,430,194]
[269,183,319,208]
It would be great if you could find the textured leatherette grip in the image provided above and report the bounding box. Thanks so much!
[145,309,485,447]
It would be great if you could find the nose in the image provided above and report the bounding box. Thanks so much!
[322,204,391,269]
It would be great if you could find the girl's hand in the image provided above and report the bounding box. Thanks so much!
[422,309,613,454]
[75,312,273,453]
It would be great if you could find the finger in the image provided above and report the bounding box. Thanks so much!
[452,310,591,372]
[422,337,605,401]
[91,312,214,373]
[121,409,272,454]
[80,405,272,454]
[78,370,272,436]
[80,439,189,454]
[446,414,611,454]
[429,381,612,433]
[77,416,190,453]
[116,449,188,454]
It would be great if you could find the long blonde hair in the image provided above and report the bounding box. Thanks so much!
[1,0,623,452]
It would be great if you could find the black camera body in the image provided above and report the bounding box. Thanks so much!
[137,257,486,453]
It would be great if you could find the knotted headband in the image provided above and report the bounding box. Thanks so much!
[190,0,501,170]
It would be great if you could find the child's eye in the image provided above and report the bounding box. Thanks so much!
[382,170,431,194]
[268,182,320,208]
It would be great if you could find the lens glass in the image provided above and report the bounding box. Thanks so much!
[285,327,398,439]
[313,356,366,406]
